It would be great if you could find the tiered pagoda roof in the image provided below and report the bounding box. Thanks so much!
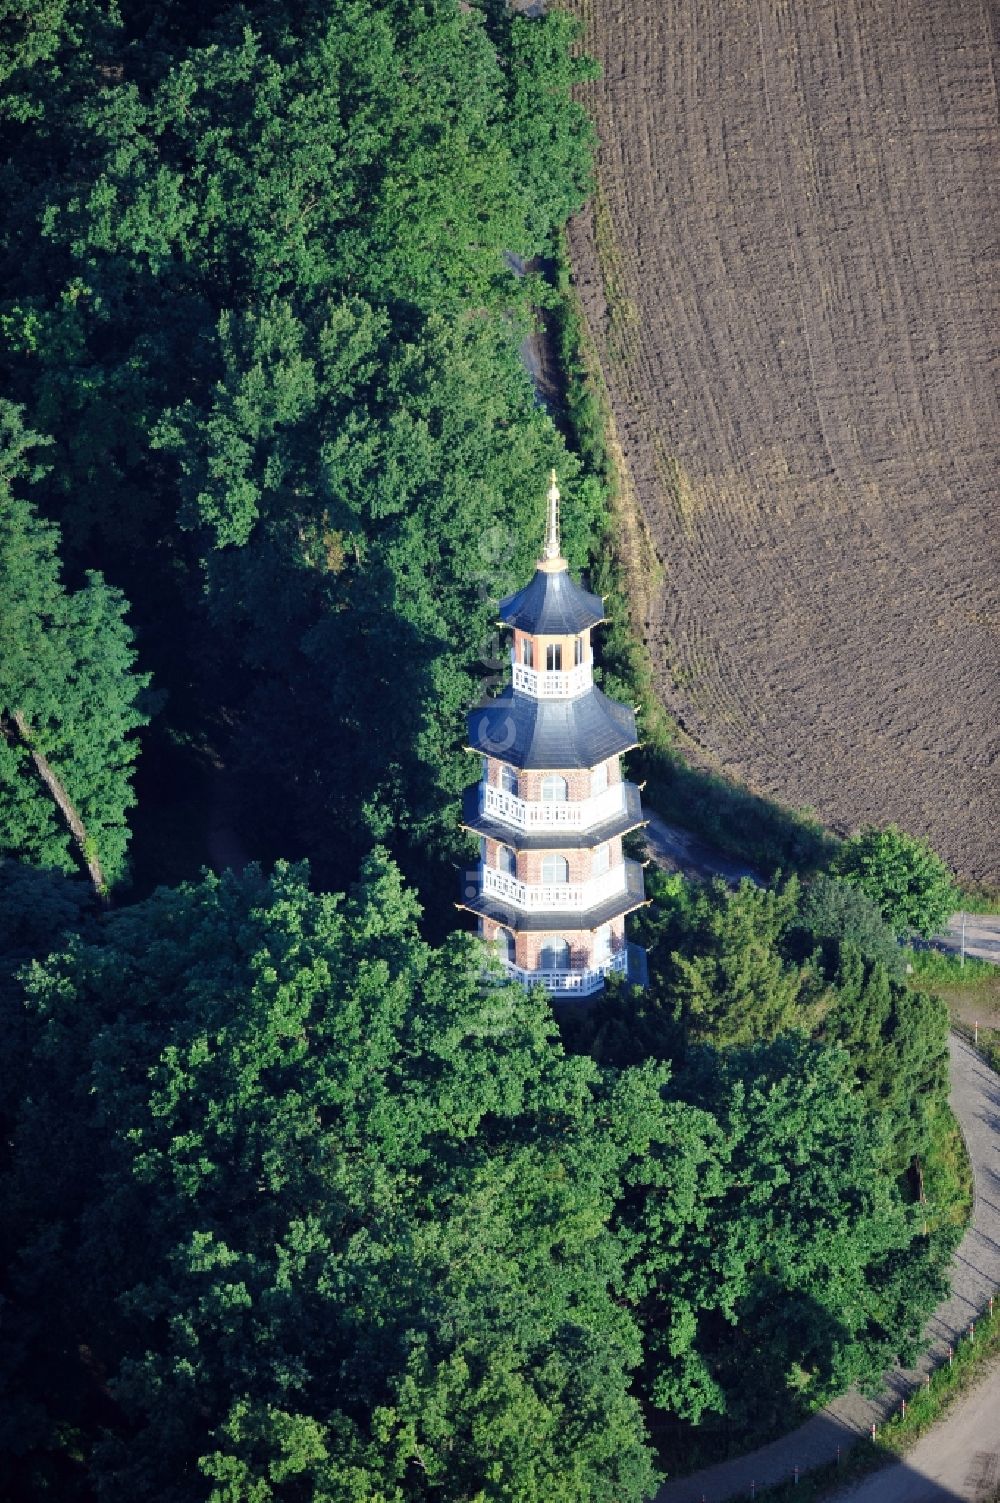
[461,780,645,850]
[458,470,648,998]
[466,685,638,769]
[461,857,648,933]
[498,567,605,635]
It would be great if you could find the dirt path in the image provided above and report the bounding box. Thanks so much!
[641,808,761,886]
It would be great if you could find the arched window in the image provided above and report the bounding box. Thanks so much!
[541,774,568,803]
[546,643,563,671]
[539,938,570,971]
[541,854,569,885]
[497,845,516,876]
[591,762,608,796]
[500,764,518,796]
[592,844,610,876]
[495,927,514,964]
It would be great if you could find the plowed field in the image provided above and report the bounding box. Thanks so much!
[568,0,999,882]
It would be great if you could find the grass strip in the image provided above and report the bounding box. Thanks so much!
[747,1296,1000,1502]
[903,947,995,986]
[957,886,1000,915]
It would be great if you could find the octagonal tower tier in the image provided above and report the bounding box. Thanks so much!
[459,473,649,998]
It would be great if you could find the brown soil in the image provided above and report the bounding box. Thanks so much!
[567,0,1000,883]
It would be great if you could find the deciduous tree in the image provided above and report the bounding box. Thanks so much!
[0,405,149,890]
[0,857,658,1502]
[834,826,958,939]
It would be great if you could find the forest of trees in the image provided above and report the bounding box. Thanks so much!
[0,3,967,1500]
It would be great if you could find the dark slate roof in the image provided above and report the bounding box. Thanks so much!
[457,859,647,932]
[499,565,604,635]
[461,781,645,850]
[467,685,638,770]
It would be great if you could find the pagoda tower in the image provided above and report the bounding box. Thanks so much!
[460,473,648,997]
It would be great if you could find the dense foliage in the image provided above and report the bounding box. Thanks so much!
[583,871,952,1175]
[0,860,659,1502]
[0,4,971,1500]
[0,403,149,889]
[562,871,958,1447]
[0,861,952,1500]
[834,826,959,939]
[0,0,599,898]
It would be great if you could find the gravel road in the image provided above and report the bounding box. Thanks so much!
[939,915,1000,968]
[638,810,1000,1502]
[832,1358,1000,1501]
[655,1034,1000,1502]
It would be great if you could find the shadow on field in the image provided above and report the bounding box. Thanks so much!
[637,740,838,879]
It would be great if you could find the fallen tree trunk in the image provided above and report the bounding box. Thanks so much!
[6,710,109,902]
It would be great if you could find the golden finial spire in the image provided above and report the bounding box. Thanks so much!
[543,468,562,563]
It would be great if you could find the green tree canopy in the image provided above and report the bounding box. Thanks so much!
[0,0,599,901]
[790,872,904,978]
[638,876,821,1050]
[833,826,958,939]
[616,1036,946,1441]
[0,404,149,890]
[0,855,958,1494]
[0,856,658,1502]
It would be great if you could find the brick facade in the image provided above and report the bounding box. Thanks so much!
[481,837,624,885]
[481,915,626,973]
[483,756,620,799]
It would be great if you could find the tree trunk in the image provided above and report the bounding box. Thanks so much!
[7,710,109,902]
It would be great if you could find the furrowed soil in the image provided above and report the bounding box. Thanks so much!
[568,0,999,883]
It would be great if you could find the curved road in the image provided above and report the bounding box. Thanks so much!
[656,1034,1000,1503]
[833,1357,1000,1502]
[642,818,1000,1502]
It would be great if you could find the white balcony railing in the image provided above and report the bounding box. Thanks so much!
[480,860,633,913]
[481,780,628,832]
[502,949,627,995]
[511,653,592,699]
